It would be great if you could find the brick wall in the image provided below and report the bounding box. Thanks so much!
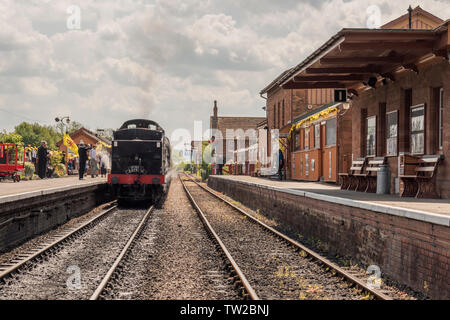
[266,87,334,130]
[351,60,449,197]
[208,176,450,299]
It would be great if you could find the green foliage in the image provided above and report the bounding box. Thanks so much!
[0,132,24,144]
[56,120,83,135]
[24,162,35,177]
[49,152,64,169]
[14,122,62,149]
[54,163,66,177]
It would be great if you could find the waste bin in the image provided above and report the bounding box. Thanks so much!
[376,164,390,194]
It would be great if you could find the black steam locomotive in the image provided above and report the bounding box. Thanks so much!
[108,119,171,203]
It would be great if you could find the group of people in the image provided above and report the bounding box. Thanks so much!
[77,139,107,180]
[34,139,107,180]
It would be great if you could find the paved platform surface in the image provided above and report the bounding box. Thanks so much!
[211,175,450,226]
[0,176,107,203]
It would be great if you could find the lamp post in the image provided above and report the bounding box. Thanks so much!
[55,116,70,174]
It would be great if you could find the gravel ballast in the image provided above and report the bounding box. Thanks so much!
[104,177,240,300]
[0,208,146,300]
[183,178,366,300]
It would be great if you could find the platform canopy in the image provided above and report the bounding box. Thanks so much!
[280,22,449,94]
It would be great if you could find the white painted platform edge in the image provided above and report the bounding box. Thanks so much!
[0,181,105,205]
[211,176,450,227]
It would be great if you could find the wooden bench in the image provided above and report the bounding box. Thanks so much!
[339,158,367,191]
[399,155,442,198]
[364,157,387,193]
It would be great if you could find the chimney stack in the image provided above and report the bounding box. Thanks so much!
[213,100,218,118]
[408,5,413,29]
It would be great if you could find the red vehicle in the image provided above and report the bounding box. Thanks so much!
[0,143,25,182]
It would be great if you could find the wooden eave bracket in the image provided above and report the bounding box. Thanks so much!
[403,63,419,74]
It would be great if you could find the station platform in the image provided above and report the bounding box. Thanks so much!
[209,175,450,226]
[0,176,107,204]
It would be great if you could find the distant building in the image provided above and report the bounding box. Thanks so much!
[56,127,111,153]
[209,100,265,175]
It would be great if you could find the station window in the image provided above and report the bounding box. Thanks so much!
[366,116,376,157]
[304,128,309,150]
[294,132,300,151]
[314,124,320,149]
[386,111,398,156]
[273,104,276,128]
[325,118,336,146]
[410,104,425,155]
[305,154,309,176]
[439,88,444,150]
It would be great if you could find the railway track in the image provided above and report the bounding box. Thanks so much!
[0,203,118,282]
[180,173,392,300]
[91,205,153,300]
[0,203,154,300]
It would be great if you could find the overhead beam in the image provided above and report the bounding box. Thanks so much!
[339,41,434,51]
[293,75,366,82]
[282,82,347,89]
[306,66,381,74]
[342,31,437,42]
[320,56,403,64]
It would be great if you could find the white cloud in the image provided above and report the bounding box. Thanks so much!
[0,0,448,138]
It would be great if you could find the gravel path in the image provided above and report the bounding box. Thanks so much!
[0,208,145,300]
[183,178,365,300]
[104,177,240,300]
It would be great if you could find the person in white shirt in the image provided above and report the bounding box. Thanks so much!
[89,146,98,178]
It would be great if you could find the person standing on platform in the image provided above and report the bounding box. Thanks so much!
[278,149,284,181]
[31,147,37,172]
[36,141,48,179]
[89,146,98,178]
[78,140,89,180]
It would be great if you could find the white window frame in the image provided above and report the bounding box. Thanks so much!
[314,124,320,149]
[304,128,309,150]
[305,154,309,176]
[366,116,376,157]
[325,118,337,147]
[410,104,425,155]
[386,110,398,156]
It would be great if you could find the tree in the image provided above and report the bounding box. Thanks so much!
[56,121,83,135]
[0,132,24,144]
[14,122,62,149]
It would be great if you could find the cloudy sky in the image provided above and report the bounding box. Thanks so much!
[1,0,449,147]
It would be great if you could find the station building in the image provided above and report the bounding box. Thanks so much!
[209,101,265,175]
[277,6,449,198]
[56,127,111,153]
[259,70,335,178]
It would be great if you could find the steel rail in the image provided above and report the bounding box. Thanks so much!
[179,175,260,300]
[183,173,392,300]
[90,205,154,300]
[0,203,118,281]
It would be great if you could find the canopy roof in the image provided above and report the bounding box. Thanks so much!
[279,23,449,94]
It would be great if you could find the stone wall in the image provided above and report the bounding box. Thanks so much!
[0,184,109,252]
